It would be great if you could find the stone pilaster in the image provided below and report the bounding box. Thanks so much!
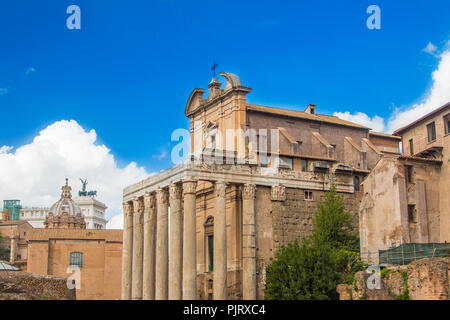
[214,181,228,300]
[121,202,133,300]
[143,192,156,300]
[169,183,183,300]
[182,179,198,300]
[155,188,169,300]
[132,196,144,300]
[242,184,257,300]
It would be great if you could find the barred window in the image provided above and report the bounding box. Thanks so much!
[70,252,83,268]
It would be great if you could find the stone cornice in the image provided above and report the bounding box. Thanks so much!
[123,160,354,202]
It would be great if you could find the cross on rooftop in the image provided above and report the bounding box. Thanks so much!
[211,60,218,78]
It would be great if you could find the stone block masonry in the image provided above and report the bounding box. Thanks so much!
[0,271,75,300]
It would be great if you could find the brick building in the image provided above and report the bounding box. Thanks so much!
[360,102,450,263]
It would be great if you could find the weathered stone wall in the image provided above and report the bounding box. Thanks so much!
[271,187,358,250]
[0,271,75,300]
[338,258,450,300]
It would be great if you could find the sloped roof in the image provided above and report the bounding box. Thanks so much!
[369,131,402,140]
[26,228,123,242]
[246,104,370,130]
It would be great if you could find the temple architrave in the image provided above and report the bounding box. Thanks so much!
[121,72,401,300]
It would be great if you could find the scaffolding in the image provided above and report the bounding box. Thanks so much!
[2,200,21,221]
[379,243,450,265]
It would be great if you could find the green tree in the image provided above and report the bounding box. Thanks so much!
[0,233,10,261]
[265,184,365,300]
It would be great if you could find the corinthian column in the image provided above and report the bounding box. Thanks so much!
[132,197,144,300]
[121,202,133,300]
[143,192,156,300]
[214,181,228,300]
[169,183,183,300]
[242,184,257,300]
[182,179,198,300]
[155,188,169,300]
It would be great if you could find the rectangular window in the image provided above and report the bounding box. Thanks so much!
[427,122,436,142]
[208,235,214,272]
[285,158,293,170]
[260,153,268,168]
[444,114,450,135]
[408,205,416,223]
[301,159,307,172]
[409,139,414,155]
[406,165,414,183]
[304,191,313,200]
[296,141,302,154]
[70,252,83,268]
[354,176,360,192]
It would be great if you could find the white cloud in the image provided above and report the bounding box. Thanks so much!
[25,67,36,75]
[0,120,150,229]
[106,212,123,229]
[153,149,167,160]
[0,146,13,154]
[422,42,438,56]
[334,46,450,133]
[386,50,450,132]
[332,111,385,132]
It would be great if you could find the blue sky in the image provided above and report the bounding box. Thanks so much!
[1,1,449,222]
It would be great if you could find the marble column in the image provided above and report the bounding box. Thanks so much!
[121,202,133,300]
[155,188,169,300]
[143,192,156,300]
[9,228,16,264]
[242,184,257,300]
[182,179,198,300]
[169,183,183,300]
[214,181,228,300]
[132,197,144,300]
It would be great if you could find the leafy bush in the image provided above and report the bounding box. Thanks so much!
[265,184,366,300]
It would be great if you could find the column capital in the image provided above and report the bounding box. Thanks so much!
[123,202,133,217]
[156,188,169,205]
[132,197,144,214]
[144,192,156,210]
[214,181,228,198]
[271,184,286,201]
[182,179,198,195]
[169,183,182,200]
[242,184,256,200]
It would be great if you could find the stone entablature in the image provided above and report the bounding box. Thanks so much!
[123,159,355,202]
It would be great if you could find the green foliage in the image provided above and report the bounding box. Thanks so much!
[265,183,366,300]
[0,233,10,261]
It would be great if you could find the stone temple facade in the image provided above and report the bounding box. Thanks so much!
[121,72,401,300]
[44,179,86,229]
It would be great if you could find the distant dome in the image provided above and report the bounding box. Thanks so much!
[45,179,86,229]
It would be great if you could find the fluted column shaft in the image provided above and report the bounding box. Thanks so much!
[132,197,144,300]
[182,180,198,300]
[242,184,257,300]
[214,181,228,300]
[155,188,169,300]
[121,202,133,300]
[143,192,156,300]
[169,183,183,300]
